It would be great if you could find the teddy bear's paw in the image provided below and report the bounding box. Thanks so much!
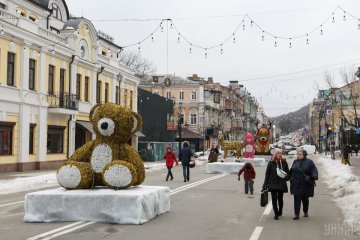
[57,162,93,189]
[103,161,137,189]
[57,165,82,189]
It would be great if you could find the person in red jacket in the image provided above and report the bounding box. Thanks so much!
[237,162,256,195]
[164,146,179,181]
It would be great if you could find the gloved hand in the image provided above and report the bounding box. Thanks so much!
[261,185,267,192]
[238,176,240,181]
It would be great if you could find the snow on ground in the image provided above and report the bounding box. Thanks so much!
[0,160,207,195]
[316,155,360,226]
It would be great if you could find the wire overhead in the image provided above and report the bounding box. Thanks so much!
[118,6,360,55]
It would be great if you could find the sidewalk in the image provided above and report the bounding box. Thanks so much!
[333,152,360,176]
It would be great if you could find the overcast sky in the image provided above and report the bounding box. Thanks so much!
[67,0,360,117]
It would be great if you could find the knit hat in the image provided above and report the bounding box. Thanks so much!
[272,148,283,161]
[297,149,308,158]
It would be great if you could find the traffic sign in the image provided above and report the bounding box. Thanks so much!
[355,128,360,135]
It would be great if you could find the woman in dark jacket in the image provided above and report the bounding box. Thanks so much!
[262,148,290,220]
[288,149,318,220]
[179,141,192,182]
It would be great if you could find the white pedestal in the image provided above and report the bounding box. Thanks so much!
[206,162,245,174]
[256,155,272,162]
[24,186,170,225]
[242,158,266,166]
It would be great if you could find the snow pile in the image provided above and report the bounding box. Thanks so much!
[24,186,170,224]
[206,162,245,174]
[317,156,360,225]
[0,173,57,195]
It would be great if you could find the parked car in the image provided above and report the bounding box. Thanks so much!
[288,150,297,155]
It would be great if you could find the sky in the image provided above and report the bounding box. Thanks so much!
[66,0,360,117]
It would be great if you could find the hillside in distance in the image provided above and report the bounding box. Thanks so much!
[271,104,310,135]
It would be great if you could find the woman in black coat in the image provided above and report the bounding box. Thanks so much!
[288,149,318,220]
[262,148,290,220]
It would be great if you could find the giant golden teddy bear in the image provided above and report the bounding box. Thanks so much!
[56,103,145,189]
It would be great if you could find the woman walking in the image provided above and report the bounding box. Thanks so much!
[164,146,179,181]
[262,148,290,220]
[179,141,192,182]
[289,149,318,220]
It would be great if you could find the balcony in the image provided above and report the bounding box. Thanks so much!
[0,8,18,25]
[47,92,79,114]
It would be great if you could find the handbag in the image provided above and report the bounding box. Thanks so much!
[260,190,268,207]
[189,160,196,168]
[296,161,314,186]
[276,161,287,178]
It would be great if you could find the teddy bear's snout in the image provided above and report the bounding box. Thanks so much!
[101,122,108,130]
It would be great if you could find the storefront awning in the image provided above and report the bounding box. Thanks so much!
[76,121,94,134]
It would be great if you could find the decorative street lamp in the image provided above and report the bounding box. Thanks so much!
[117,73,123,105]
[178,102,183,156]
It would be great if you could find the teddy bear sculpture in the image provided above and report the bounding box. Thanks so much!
[56,103,145,190]
[243,133,257,158]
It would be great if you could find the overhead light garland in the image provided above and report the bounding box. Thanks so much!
[119,6,360,58]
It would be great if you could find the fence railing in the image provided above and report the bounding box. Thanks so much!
[47,92,79,110]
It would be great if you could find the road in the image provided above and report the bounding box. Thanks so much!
[0,156,351,240]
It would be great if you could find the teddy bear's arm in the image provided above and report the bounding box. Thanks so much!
[67,141,95,163]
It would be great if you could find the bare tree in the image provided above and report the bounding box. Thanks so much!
[118,50,157,79]
[324,68,360,127]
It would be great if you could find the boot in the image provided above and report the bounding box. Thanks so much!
[293,215,299,220]
[278,208,283,216]
[274,215,279,220]
[304,212,308,217]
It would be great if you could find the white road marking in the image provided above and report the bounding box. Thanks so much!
[249,226,264,240]
[0,201,24,208]
[26,173,229,240]
[263,201,273,215]
[26,222,86,240]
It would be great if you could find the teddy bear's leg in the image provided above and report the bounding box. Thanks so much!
[102,160,137,189]
[57,161,93,189]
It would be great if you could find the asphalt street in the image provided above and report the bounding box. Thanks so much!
[0,156,353,240]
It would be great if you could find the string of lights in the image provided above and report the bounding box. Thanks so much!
[118,6,360,57]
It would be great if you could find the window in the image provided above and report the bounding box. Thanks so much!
[96,81,101,103]
[29,124,35,154]
[115,86,119,104]
[191,112,197,125]
[7,52,15,86]
[29,59,36,90]
[124,89,128,107]
[59,69,65,94]
[84,76,89,102]
[76,74,81,100]
[191,91,197,100]
[29,16,36,22]
[179,91,184,100]
[129,90,133,110]
[102,50,107,56]
[166,92,171,99]
[105,83,109,103]
[0,122,15,155]
[47,126,64,153]
[50,3,62,20]
[48,65,54,94]
[0,3,5,9]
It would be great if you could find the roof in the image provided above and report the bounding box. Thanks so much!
[140,75,200,86]
[175,128,203,139]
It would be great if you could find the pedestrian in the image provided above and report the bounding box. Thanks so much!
[355,144,359,156]
[262,148,290,220]
[164,146,179,181]
[238,162,256,195]
[288,149,318,220]
[179,141,192,182]
[341,144,351,166]
[350,145,353,156]
[208,144,219,163]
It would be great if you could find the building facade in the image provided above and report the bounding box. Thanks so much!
[0,0,139,172]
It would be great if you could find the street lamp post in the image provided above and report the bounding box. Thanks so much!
[117,74,123,105]
[178,102,183,156]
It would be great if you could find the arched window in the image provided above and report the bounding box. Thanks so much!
[79,40,89,60]
[50,3,62,20]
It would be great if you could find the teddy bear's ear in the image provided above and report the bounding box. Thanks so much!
[89,104,102,122]
[131,112,142,134]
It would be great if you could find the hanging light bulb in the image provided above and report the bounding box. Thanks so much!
[161,25,164,32]
[242,24,245,30]
[358,20,360,29]
[320,26,323,35]
[189,44,192,54]
[343,12,346,21]
[261,31,265,41]
[250,21,253,27]
[151,34,154,42]
[233,33,236,44]
[170,23,173,29]
[177,34,181,43]
[306,35,309,45]
[138,42,141,53]
[274,37,277,47]
[289,38,292,48]
[204,49,208,59]
[220,44,223,54]
[332,12,335,23]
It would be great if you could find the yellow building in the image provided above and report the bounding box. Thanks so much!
[0,0,140,172]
